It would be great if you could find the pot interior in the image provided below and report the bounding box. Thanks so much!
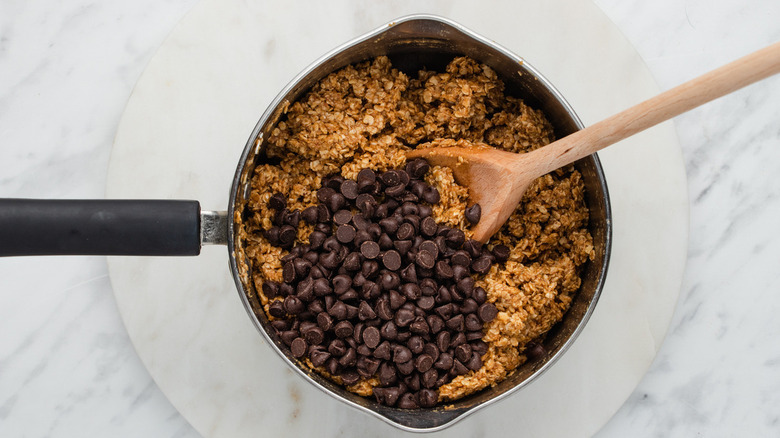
[228,15,611,432]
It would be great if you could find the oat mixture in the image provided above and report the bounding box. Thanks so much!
[238,56,594,403]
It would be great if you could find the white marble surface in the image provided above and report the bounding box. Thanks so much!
[106,0,685,437]
[0,1,777,437]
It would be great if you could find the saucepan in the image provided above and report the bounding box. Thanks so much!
[0,15,611,431]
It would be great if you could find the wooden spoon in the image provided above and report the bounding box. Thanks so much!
[407,41,780,242]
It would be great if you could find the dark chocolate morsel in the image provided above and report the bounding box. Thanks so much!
[464,203,482,225]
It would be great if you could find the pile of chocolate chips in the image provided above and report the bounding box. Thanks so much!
[260,158,508,409]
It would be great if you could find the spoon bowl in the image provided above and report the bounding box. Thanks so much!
[410,40,780,242]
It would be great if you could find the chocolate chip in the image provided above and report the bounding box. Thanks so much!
[333,320,354,338]
[400,283,421,300]
[279,225,297,246]
[335,224,356,243]
[355,193,376,217]
[376,298,393,320]
[269,193,287,211]
[269,319,289,332]
[460,298,479,314]
[362,261,379,280]
[422,186,440,204]
[339,348,357,367]
[407,335,425,354]
[434,303,454,320]
[526,342,546,360]
[393,345,413,364]
[451,264,469,282]
[316,187,336,204]
[316,204,331,223]
[491,244,510,262]
[325,174,344,191]
[472,340,488,356]
[393,240,412,257]
[318,251,339,269]
[478,302,498,322]
[317,312,333,331]
[445,228,465,248]
[359,240,380,259]
[466,331,483,341]
[340,370,360,386]
[418,389,437,408]
[406,158,430,179]
[380,170,401,186]
[452,359,469,376]
[426,314,444,334]
[434,261,453,279]
[394,222,414,241]
[434,352,453,370]
[332,210,352,225]
[465,203,482,225]
[380,320,398,340]
[389,290,406,309]
[397,359,415,376]
[332,275,352,294]
[374,341,392,361]
[262,280,280,299]
[358,356,381,377]
[284,296,305,315]
[422,369,438,389]
[310,349,331,367]
[352,213,370,231]
[340,179,358,200]
[284,209,301,227]
[415,354,434,373]
[345,304,359,319]
[357,169,376,191]
[404,373,421,392]
[305,327,325,345]
[471,255,493,274]
[456,277,475,296]
[385,183,405,198]
[357,301,376,321]
[298,206,316,224]
[291,338,307,358]
[363,326,381,348]
[382,250,402,270]
[446,314,465,332]
[463,239,482,258]
[416,250,435,269]
[465,351,483,371]
[465,313,482,332]
[419,240,438,258]
[436,331,451,353]
[308,231,327,250]
[268,300,286,318]
[378,233,394,250]
[410,317,430,335]
[420,216,437,237]
[328,300,348,320]
[455,343,472,363]
[415,296,435,311]
[395,308,415,327]
[328,339,347,357]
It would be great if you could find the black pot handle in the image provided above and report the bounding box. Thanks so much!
[0,199,204,256]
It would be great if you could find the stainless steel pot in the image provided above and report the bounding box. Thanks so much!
[0,15,610,432]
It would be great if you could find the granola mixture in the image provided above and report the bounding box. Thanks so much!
[238,56,594,403]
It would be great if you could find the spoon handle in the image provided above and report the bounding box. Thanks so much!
[530,40,780,175]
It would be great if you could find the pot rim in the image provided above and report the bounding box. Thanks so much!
[227,13,612,432]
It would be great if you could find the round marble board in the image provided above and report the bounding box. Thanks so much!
[106,0,688,436]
